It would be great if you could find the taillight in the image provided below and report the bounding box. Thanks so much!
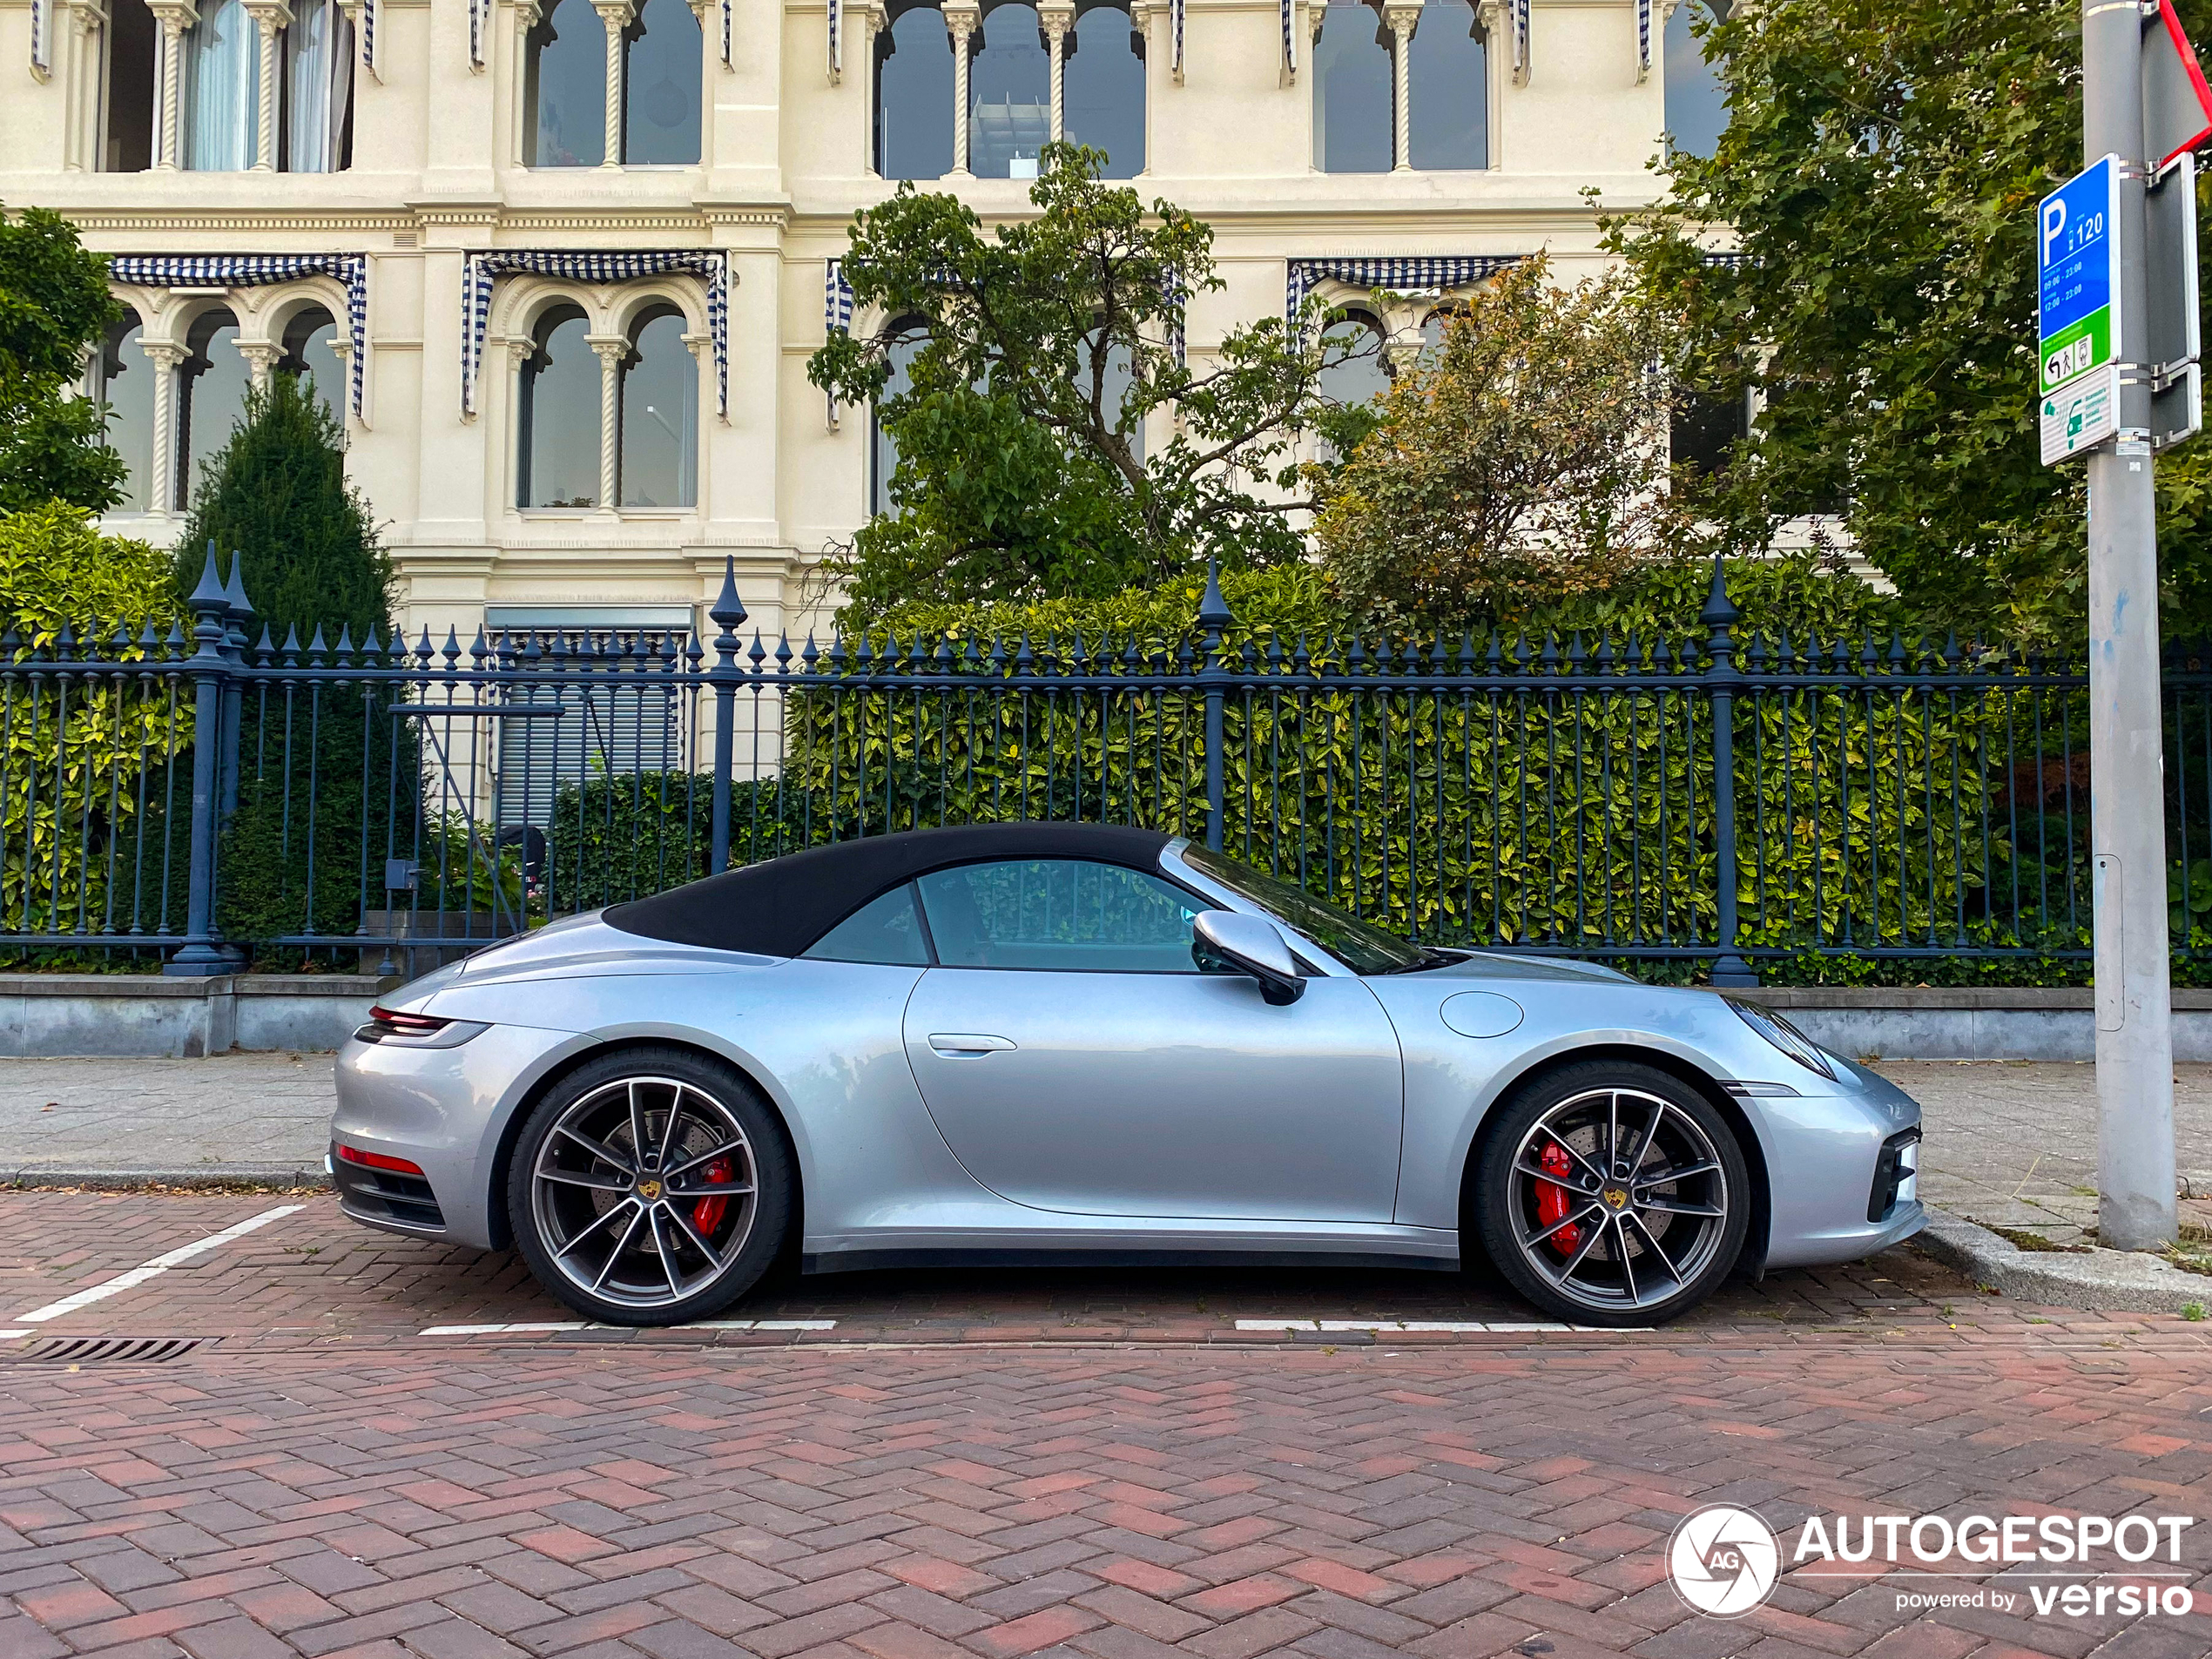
[362,1005,448,1040]
[353,1006,485,1047]
[336,1144,427,1177]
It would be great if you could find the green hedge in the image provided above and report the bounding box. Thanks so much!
[786,556,2014,970]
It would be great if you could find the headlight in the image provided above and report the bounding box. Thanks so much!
[1725,997,1836,1080]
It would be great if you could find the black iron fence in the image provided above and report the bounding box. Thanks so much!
[0,552,2169,983]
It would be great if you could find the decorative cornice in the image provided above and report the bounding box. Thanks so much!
[64,211,418,233]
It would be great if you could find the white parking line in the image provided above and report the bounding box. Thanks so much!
[0,1329,29,1340]
[1234,1318,1656,1333]
[418,1318,839,1336]
[11,1204,306,1325]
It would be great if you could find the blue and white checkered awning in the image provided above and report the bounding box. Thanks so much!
[107,254,371,417]
[462,249,731,416]
[1285,255,1526,334]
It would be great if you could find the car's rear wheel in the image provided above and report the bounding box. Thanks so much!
[1474,1062,1750,1327]
[507,1047,792,1325]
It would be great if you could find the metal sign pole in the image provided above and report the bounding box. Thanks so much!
[2083,0,2178,1251]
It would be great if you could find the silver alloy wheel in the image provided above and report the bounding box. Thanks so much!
[529,1075,760,1312]
[1505,1086,1730,1315]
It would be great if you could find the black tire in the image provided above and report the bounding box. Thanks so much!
[506,1045,793,1326]
[1474,1061,1750,1327]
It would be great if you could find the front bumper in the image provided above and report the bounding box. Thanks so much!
[332,1018,586,1249]
[1757,1059,1927,1269]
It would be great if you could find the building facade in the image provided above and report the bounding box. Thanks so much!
[1,0,1723,648]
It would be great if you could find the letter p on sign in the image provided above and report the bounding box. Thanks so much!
[2045,198,2067,263]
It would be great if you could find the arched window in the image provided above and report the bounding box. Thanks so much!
[176,309,249,509]
[1318,310,1391,407]
[104,0,158,171]
[1665,0,1726,159]
[876,4,954,179]
[283,0,355,171]
[527,0,606,166]
[1406,0,1484,170]
[1312,1,1390,174]
[182,0,256,169]
[94,312,158,512]
[277,306,344,416]
[618,306,698,508]
[623,0,702,163]
[968,3,1051,179]
[1064,2,1143,179]
[518,304,601,509]
[1419,304,1467,359]
[872,319,928,516]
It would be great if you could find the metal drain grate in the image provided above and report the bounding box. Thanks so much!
[7,1336,207,1366]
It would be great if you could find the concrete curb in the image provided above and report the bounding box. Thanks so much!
[1,1166,334,1191]
[1916,1207,2209,1314]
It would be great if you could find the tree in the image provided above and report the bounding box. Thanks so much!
[808,144,1379,613]
[176,371,393,642]
[1605,0,2212,645]
[0,205,125,515]
[173,372,406,961]
[1313,258,1694,631]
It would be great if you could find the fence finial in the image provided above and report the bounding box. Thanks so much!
[1697,556,1739,631]
[1197,558,1233,632]
[188,543,228,613]
[220,551,253,622]
[710,555,748,632]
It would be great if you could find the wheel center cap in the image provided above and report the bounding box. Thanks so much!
[635,1177,663,1202]
[1602,1186,1629,1210]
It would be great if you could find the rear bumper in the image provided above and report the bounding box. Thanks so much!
[332,1019,588,1249]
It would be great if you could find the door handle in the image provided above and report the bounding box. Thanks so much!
[927,1033,1017,1055]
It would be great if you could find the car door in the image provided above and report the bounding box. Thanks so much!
[900,857,1404,1222]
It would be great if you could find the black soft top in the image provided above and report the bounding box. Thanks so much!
[604,822,1177,958]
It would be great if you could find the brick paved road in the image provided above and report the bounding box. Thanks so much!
[3,1194,2211,1659]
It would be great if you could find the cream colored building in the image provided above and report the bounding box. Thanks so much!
[1,0,1723,644]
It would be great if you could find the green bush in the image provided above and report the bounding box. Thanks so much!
[790,555,2020,968]
[0,503,188,948]
[543,772,811,914]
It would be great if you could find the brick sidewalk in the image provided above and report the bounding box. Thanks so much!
[3,1339,2209,1659]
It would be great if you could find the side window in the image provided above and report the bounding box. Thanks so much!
[916,860,1201,972]
[803,884,932,966]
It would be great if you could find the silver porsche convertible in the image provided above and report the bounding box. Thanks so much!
[332,821,1925,1327]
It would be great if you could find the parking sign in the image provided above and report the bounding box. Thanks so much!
[2039,155,2125,462]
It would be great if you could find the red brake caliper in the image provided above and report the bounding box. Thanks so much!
[1535,1142,1581,1256]
[692,1157,734,1237]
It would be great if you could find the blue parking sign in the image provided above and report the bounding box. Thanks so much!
[2039,155,2123,399]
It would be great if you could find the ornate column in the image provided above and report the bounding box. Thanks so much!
[238,340,280,391]
[1386,0,1418,171]
[943,0,978,177]
[592,0,636,167]
[1040,0,1072,143]
[143,340,187,512]
[589,334,627,510]
[244,0,291,168]
[145,0,198,169]
[63,0,112,169]
[327,335,355,429]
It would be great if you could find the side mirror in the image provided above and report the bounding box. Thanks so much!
[1193,910,1305,1006]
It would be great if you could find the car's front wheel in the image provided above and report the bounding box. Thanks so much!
[507,1047,792,1325]
[1474,1062,1750,1327]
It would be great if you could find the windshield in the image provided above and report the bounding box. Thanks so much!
[1178,843,1433,974]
